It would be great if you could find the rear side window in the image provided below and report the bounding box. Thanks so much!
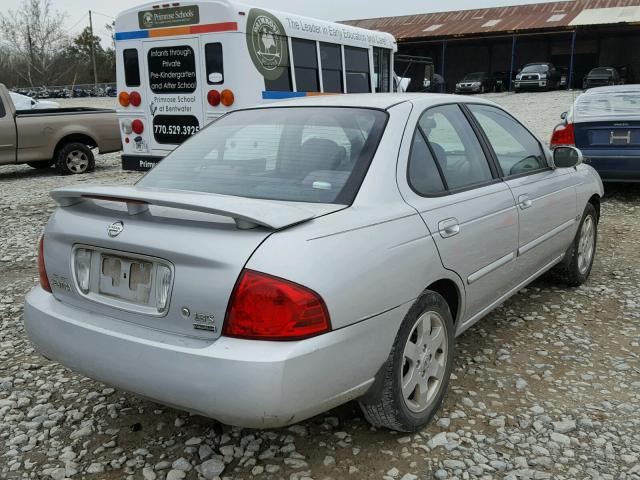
[344,47,371,93]
[420,105,493,190]
[468,104,546,176]
[408,129,446,195]
[0,98,5,118]
[264,35,293,92]
[292,38,319,92]
[138,107,388,205]
[123,49,141,87]
[205,43,224,84]
[320,43,343,93]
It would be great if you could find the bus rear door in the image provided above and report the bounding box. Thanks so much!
[143,38,204,153]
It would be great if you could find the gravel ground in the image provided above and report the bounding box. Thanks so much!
[1,91,639,480]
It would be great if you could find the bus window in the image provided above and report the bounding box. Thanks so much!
[123,49,141,87]
[320,43,343,93]
[264,35,293,92]
[373,47,391,92]
[148,46,197,94]
[205,43,224,85]
[344,47,371,93]
[292,38,319,92]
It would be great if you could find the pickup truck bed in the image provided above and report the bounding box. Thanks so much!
[0,84,121,175]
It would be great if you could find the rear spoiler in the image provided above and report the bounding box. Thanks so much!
[50,185,317,230]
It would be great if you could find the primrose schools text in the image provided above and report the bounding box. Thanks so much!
[152,96,195,114]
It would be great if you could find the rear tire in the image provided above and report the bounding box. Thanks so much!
[55,143,95,175]
[359,291,455,432]
[559,203,598,287]
[27,160,55,169]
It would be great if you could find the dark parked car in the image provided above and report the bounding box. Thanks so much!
[514,63,561,92]
[583,67,622,90]
[551,85,640,182]
[455,72,495,94]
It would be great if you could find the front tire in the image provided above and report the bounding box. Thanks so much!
[561,203,598,287]
[359,291,455,432]
[55,143,95,175]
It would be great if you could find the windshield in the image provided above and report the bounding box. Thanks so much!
[463,73,484,81]
[590,68,613,75]
[138,107,388,204]
[522,64,548,73]
[575,91,640,119]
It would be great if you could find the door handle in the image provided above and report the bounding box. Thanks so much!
[518,194,532,209]
[438,218,460,238]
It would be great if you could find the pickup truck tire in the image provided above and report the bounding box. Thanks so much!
[27,160,55,169]
[55,143,95,175]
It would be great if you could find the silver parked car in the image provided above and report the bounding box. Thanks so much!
[25,94,603,432]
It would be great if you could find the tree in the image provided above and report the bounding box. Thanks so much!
[65,26,116,84]
[0,0,70,86]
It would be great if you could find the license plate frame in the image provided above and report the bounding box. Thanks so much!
[71,245,174,317]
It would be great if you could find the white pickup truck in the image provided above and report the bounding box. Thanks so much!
[0,84,121,175]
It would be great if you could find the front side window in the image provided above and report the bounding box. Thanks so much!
[205,43,224,85]
[344,46,371,93]
[468,104,546,176]
[123,49,141,87]
[373,47,391,93]
[320,43,343,93]
[138,107,388,205]
[292,38,319,92]
[419,105,493,190]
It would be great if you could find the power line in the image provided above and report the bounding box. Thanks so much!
[66,13,88,33]
[91,10,115,20]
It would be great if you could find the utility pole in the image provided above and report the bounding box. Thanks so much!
[88,10,98,88]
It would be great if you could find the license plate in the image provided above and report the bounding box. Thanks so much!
[99,254,153,304]
[610,130,632,145]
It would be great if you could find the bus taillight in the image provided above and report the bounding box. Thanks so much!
[207,90,221,107]
[118,92,130,107]
[130,91,142,107]
[132,119,144,134]
[221,89,235,107]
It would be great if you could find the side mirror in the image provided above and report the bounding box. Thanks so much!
[560,111,567,120]
[553,146,583,168]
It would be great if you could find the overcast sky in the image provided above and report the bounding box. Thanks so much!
[2,0,562,46]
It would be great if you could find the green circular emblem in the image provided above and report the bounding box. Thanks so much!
[245,8,289,81]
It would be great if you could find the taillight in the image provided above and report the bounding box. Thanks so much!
[207,89,221,107]
[132,119,144,134]
[221,89,234,107]
[550,122,575,146]
[223,269,331,341]
[129,91,142,107]
[38,236,52,293]
[118,91,130,107]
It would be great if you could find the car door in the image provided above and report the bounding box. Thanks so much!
[399,103,519,324]
[466,103,578,280]
[0,97,16,165]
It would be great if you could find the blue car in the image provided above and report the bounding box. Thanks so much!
[551,85,640,182]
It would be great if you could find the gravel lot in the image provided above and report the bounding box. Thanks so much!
[1,91,639,480]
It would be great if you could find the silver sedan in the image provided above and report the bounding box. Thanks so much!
[24,94,603,431]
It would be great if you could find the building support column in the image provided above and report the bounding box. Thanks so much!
[568,30,577,90]
[440,40,447,92]
[509,35,517,91]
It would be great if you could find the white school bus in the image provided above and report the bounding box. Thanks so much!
[114,0,397,170]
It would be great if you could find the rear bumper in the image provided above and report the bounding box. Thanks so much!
[24,287,406,428]
[582,151,640,182]
[121,154,165,171]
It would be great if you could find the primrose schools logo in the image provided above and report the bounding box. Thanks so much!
[246,9,289,80]
[107,221,124,238]
[138,6,199,29]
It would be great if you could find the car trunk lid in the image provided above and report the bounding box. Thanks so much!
[44,185,343,340]
[574,121,640,149]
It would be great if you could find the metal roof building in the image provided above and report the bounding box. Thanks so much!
[343,0,640,91]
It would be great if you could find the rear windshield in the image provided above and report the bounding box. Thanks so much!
[575,91,640,119]
[138,107,388,204]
